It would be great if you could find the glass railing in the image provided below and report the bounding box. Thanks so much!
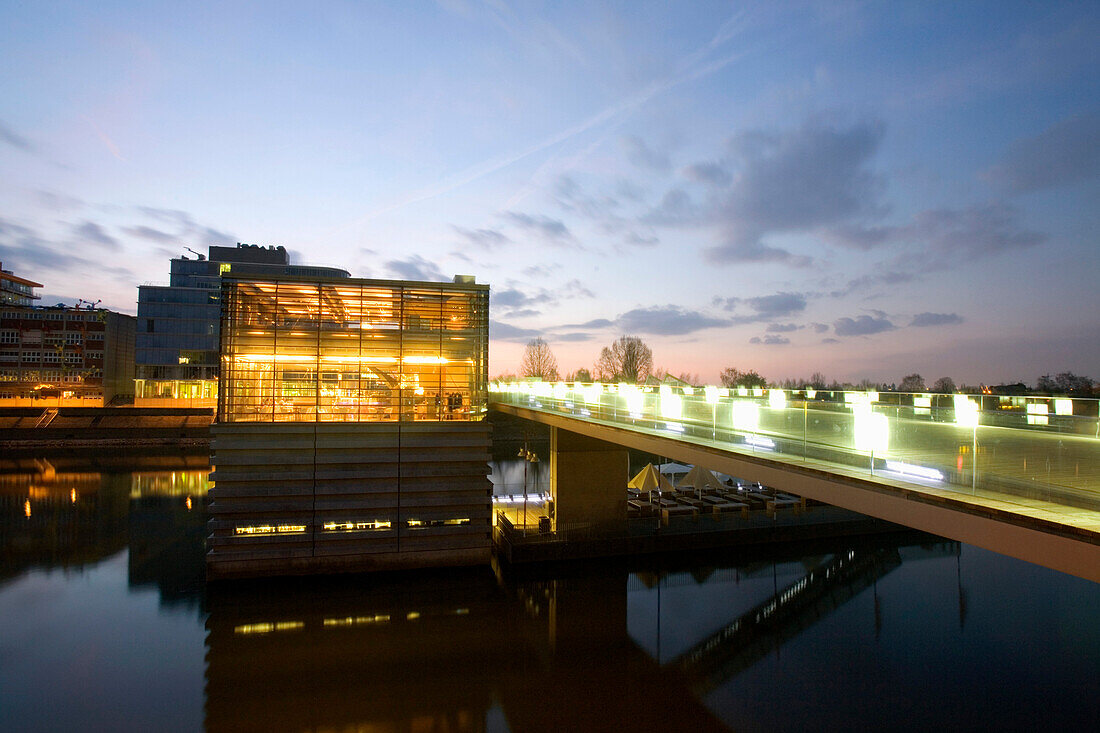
[490,382,1100,511]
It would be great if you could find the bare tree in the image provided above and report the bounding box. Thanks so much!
[595,336,653,383]
[520,338,559,380]
[898,374,926,392]
[719,367,766,388]
[931,376,956,393]
[1037,372,1094,395]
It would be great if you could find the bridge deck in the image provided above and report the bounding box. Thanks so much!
[491,386,1100,581]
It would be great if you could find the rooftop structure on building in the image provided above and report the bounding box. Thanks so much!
[135,243,350,406]
[1,261,43,307]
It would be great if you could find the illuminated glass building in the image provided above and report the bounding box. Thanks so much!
[208,273,492,578]
[135,243,349,406]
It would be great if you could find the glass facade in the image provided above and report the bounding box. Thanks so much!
[135,245,350,404]
[218,277,489,423]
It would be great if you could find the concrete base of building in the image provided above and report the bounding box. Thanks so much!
[206,546,491,579]
[207,420,493,579]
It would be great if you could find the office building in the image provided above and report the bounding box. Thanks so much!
[135,243,349,406]
[1,261,42,307]
[0,264,135,406]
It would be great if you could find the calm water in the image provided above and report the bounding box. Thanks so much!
[1,454,1097,733]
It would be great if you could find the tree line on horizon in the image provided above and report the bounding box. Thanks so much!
[503,336,1096,396]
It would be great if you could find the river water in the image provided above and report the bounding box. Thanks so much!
[1,453,1097,732]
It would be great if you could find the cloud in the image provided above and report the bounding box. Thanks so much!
[642,188,701,227]
[614,305,729,336]
[712,290,808,324]
[492,289,537,308]
[983,113,1100,193]
[623,231,659,247]
[523,264,559,278]
[121,225,176,243]
[36,191,83,212]
[385,255,448,281]
[824,223,895,250]
[37,293,80,307]
[0,120,34,152]
[561,279,595,299]
[906,204,1044,259]
[622,135,670,172]
[828,204,1043,262]
[136,207,235,247]
[766,322,801,333]
[453,225,510,248]
[910,312,964,327]
[682,162,732,187]
[746,292,807,318]
[828,270,915,298]
[556,332,594,342]
[503,211,573,242]
[492,279,592,317]
[561,318,614,330]
[0,217,134,281]
[810,322,829,333]
[822,337,840,344]
[750,335,790,345]
[490,320,542,342]
[833,315,895,336]
[704,118,886,264]
[73,221,120,250]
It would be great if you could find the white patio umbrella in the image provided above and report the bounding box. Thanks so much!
[676,465,724,498]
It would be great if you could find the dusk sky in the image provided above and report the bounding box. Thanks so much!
[1,1,1097,385]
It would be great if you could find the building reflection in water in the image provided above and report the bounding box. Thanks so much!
[1,456,971,731]
[0,454,210,603]
[204,534,954,733]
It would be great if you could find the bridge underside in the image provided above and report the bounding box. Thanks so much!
[493,403,1100,583]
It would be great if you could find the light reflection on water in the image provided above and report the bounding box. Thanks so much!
[0,456,1098,733]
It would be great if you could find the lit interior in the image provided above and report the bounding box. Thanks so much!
[218,278,488,422]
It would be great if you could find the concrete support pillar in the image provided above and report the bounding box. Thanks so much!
[550,426,628,532]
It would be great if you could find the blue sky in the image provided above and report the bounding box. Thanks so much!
[1,1,1097,385]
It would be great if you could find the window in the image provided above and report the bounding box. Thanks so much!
[43,352,61,363]
[0,331,16,344]
[65,333,82,345]
[21,351,41,362]
[88,332,104,341]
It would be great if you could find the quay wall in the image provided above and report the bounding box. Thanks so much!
[0,407,214,445]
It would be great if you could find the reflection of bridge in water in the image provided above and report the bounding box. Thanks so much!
[202,534,952,732]
[491,383,1100,581]
[670,542,955,694]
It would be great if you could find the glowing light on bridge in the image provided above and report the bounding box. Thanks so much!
[955,395,980,428]
[731,400,759,432]
[884,460,944,482]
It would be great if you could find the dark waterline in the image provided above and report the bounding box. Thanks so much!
[1,455,1097,732]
